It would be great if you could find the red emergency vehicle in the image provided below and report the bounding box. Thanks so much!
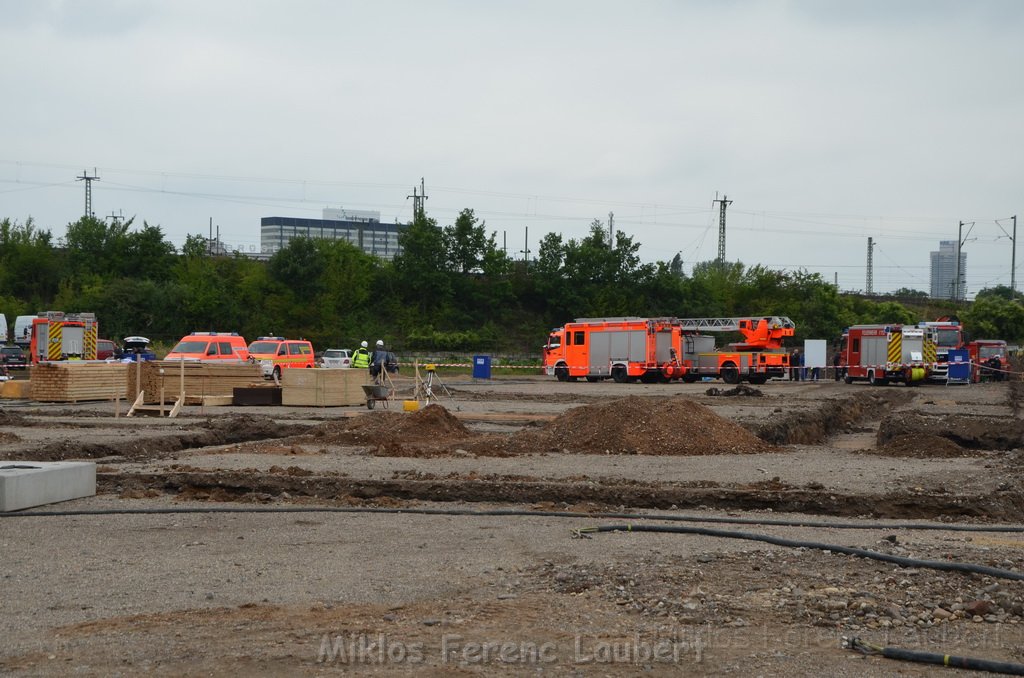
[543,317,686,383]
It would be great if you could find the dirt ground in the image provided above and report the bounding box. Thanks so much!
[2,376,1024,676]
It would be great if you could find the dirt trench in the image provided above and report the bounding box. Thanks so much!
[2,416,311,462]
[99,469,1024,522]
[750,390,909,445]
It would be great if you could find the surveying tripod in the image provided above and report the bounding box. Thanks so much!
[414,363,458,409]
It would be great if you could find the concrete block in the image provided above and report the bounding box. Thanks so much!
[0,461,96,511]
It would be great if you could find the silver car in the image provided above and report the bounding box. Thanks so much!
[321,348,352,369]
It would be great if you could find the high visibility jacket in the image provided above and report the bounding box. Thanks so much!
[352,347,371,368]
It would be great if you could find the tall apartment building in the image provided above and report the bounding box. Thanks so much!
[260,208,405,260]
[929,240,966,300]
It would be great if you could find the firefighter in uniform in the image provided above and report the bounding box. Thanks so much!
[352,340,371,369]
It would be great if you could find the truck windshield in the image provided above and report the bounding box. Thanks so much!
[935,329,962,347]
[170,341,208,353]
[979,346,1005,358]
[248,341,280,354]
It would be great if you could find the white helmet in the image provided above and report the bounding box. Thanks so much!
[376,339,384,347]
[360,340,368,348]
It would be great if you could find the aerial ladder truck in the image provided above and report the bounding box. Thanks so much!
[678,316,795,384]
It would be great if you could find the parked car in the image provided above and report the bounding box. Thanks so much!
[96,338,118,360]
[0,345,28,369]
[121,336,157,362]
[321,348,352,369]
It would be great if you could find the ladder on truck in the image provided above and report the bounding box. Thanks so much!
[676,317,795,333]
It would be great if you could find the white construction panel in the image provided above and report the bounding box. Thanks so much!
[0,461,96,512]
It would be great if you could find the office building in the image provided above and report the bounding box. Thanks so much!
[260,208,405,260]
[929,240,966,300]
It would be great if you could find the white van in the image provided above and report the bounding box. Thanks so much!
[0,314,6,344]
[13,315,35,347]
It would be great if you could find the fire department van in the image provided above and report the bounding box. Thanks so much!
[164,332,250,362]
[246,336,315,379]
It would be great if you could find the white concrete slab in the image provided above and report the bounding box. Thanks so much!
[0,461,96,511]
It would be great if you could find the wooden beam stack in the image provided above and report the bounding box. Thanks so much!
[281,368,369,406]
[29,362,130,403]
[126,361,264,404]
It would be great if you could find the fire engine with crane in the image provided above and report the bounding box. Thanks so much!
[542,317,687,383]
[542,315,796,384]
[839,324,937,386]
[27,311,99,364]
[677,316,794,384]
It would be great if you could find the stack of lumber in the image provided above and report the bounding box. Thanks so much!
[127,361,264,404]
[282,368,369,406]
[29,362,129,403]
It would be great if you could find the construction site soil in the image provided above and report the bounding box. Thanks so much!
[2,376,1024,676]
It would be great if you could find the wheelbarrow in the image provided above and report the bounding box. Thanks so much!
[361,383,392,410]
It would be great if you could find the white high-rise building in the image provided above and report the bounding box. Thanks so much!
[929,240,966,300]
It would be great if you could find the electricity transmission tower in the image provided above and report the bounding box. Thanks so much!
[76,168,100,218]
[712,194,732,262]
[866,237,875,295]
[407,177,428,220]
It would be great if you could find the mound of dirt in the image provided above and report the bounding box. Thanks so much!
[470,395,774,456]
[312,404,471,446]
[868,433,977,458]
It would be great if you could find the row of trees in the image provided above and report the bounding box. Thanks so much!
[2,212,1023,353]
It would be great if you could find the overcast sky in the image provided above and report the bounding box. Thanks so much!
[2,0,1022,297]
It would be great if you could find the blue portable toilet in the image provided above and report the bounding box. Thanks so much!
[472,355,492,380]
[946,348,970,385]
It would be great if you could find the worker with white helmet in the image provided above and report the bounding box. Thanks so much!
[369,339,398,380]
[352,340,371,369]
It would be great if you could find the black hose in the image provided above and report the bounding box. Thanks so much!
[1,504,1024,534]
[846,637,1024,675]
[578,524,1024,581]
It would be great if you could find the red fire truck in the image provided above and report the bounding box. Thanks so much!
[678,316,794,384]
[918,317,965,382]
[27,312,100,364]
[967,339,1008,382]
[839,324,936,386]
[543,317,686,383]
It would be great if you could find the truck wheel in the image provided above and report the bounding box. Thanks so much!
[272,366,282,381]
[843,374,854,385]
[612,366,628,383]
[869,370,888,386]
[720,362,740,384]
[555,365,569,382]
